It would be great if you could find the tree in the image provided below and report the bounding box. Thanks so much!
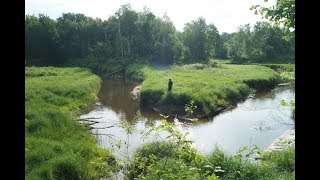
[115,4,139,57]
[226,24,253,63]
[135,8,157,58]
[25,14,61,65]
[153,14,177,64]
[182,17,210,62]
[251,0,295,41]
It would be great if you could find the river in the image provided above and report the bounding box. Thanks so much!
[80,78,295,158]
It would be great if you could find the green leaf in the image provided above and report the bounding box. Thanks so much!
[239,146,248,153]
[281,100,287,106]
[207,173,217,180]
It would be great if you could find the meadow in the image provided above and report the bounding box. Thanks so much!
[126,61,281,116]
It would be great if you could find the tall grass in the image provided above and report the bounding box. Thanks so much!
[126,62,281,116]
[205,147,295,179]
[25,67,117,179]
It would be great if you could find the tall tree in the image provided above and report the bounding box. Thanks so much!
[182,17,210,62]
[25,14,60,65]
[226,24,253,63]
[153,14,177,64]
[116,4,139,57]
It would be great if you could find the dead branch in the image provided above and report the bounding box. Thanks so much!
[91,133,116,140]
[88,124,116,130]
[79,117,103,120]
[78,119,100,123]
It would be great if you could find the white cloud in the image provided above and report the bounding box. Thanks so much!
[25,0,276,33]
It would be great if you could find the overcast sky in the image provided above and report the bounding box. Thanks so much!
[25,0,275,33]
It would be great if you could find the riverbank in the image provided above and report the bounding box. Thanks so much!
[25,67,117,179]
[126,61,281,118]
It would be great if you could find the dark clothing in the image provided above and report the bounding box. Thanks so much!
[168,80,173,91]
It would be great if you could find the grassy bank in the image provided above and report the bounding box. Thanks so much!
[246,63,295,73]
[126,61,281,116]
[63,57,151,75]
[25,67,117,179]
[64,58,125,75]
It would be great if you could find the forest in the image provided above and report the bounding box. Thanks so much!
[25,4,294,68]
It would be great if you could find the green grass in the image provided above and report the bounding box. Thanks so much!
[25,67,117,179]
[128,142,294,179]
[205,147,295,179]
[126,62,281,116]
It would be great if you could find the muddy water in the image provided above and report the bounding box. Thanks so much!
[80,78,294,157]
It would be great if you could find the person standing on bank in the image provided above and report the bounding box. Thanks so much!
[168,79,173,92]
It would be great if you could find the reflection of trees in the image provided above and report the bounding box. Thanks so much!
[98,79,161,122]
[98,79,138,121]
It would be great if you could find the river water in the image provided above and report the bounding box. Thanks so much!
[80,78,295,158]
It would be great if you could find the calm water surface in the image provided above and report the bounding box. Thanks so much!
[80,78,295,157]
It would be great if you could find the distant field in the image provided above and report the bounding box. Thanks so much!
[126,61,281,116]
[25,67,116,179]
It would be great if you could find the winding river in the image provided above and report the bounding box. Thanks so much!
[80,78,295,158]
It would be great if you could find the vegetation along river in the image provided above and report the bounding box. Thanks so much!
[80,78,295,158]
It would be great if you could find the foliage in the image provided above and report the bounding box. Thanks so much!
[251,0,295,41]
[280,70,295,117]
[25,4,294,67]
[127,120,217,179]
[25,6,187,66]
[226,22,294,63]
[280,70,295,80]
[25,67,117,179]
[181,17,220,62]
[185,100,198,116]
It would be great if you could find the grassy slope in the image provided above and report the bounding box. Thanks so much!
[127,62,280,115]
[64,58,124,75]
[25,67,116,179]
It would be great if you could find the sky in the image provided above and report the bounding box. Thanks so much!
[25,0,275,33]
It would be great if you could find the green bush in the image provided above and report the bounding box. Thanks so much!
[143,158,201,180]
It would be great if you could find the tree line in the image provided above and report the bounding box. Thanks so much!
[25,4,294,66]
